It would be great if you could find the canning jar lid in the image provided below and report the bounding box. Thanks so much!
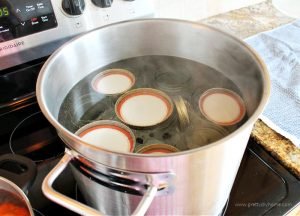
[75,120,135,153]
[91,69,135,95]
[136,144,179,154]
[199,88,246,126]
[115,88,174,127]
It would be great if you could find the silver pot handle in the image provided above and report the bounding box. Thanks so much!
[42,150,159,216]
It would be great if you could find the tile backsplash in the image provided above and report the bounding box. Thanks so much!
[150,0,265,20]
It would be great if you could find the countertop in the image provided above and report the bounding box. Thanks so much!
[201,0,300,179]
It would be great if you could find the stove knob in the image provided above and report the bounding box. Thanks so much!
[62,0,85,16]
[92,0,113,8]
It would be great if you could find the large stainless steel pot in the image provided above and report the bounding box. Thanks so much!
[37,19,270,215]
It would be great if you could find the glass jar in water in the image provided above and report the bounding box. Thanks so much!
[59,55,247,153]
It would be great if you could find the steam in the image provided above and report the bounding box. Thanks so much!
[58,55,247,151]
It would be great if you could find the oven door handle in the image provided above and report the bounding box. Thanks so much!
[42,149,159,216]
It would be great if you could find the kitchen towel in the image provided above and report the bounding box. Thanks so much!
[246,19,300,148]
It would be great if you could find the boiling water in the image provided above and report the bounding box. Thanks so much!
[58,56,247,151]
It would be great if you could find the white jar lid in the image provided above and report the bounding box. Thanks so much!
[91,69,135,95]
[116,88,173,127]
[76,120,135,153]
[199,88,246,126]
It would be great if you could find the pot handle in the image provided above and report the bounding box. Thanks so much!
[0,154,37,193]
[42,150,158,216]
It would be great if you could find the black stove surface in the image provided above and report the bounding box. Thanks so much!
[225,139,300,216]
[0,60,299,215]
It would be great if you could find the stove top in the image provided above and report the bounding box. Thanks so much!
[0,59,299,216]
[226,139,300,215]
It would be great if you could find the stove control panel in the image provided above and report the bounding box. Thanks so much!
[0,0,154,70]
[92,0,113,8]
[0,0,57,41]
[62,0,85,16]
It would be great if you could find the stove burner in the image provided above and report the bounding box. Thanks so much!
[9,111,64,163]
[33,208,45,216]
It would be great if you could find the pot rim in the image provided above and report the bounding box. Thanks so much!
[36,18,270,159]
[0,177,34,216]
